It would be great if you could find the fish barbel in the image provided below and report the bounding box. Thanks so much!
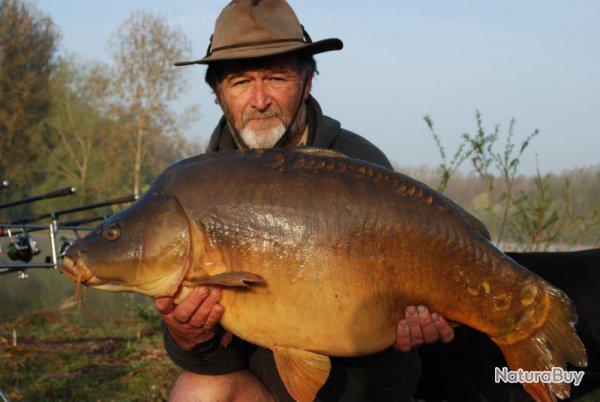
[60,147,587,402]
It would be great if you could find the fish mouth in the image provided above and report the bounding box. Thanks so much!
[60,255,95,302]
[59,255,92,282]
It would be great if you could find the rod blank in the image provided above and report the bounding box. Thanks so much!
[12,194,137,224]
[53,194,137,217]
[0,186,76,210]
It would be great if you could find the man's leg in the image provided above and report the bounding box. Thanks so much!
[169,370,275,402]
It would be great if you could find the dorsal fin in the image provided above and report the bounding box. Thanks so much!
[464,212,491,240]
[435,191,491,240]
[273,346,331,402]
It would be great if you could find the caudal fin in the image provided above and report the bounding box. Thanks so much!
[494,282,587,402]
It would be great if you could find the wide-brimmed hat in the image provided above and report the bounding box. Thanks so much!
[175,0,343,66]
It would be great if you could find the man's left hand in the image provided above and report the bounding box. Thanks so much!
[394,305,454,352]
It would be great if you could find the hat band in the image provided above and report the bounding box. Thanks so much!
[211,38,306,54]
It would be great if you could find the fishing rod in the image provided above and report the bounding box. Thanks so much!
[0,223,51,237]
[0,223,97,233]
[0,222,95,266]
[0,180,9,190]
[1,195,136,274]
[51,194,137,218]
[0,186,76,210]
[12,194,137,224]
[1,194,135,238]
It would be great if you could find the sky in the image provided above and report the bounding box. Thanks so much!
[35,0,600,174]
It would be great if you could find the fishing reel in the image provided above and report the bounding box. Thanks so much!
[7,230,41,263]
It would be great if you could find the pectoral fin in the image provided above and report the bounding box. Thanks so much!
[295,147,348,158]
[272,346,330,402]
[183,271,265,287]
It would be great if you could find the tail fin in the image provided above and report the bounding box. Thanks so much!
[494,282,587,402]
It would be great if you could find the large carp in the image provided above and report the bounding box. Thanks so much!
[60,147,587,402]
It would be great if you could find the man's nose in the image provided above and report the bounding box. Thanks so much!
[250,80,272,111]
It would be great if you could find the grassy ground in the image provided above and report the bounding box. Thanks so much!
[2,299,598,401]
[0,301,180,401]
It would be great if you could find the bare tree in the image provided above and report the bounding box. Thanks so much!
[109,10,195,196]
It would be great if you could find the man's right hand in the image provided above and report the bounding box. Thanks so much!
[155,286,224,350]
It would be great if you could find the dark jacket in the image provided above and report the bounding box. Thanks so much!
[163,96,421,402]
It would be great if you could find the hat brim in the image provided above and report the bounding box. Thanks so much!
[174,38,343,66]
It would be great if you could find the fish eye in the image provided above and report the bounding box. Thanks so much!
[103,224,121,241]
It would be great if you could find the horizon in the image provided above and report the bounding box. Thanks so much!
[36,0,599,175]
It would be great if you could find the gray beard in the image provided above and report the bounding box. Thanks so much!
[222,101,307,149]
[240,122,286,149]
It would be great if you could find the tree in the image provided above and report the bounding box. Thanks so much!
[42,58,130,202]
[109,10,198,196]
[0,0,58,194]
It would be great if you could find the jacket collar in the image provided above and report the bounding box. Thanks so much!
[206,95,341,152]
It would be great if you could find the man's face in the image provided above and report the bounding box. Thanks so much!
[216,56,311,149]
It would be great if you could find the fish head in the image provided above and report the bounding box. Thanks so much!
[60,193,190,298]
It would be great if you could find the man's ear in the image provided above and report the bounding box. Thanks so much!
[303,71,314,101]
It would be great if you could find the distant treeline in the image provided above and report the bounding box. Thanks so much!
[400,165,600,250]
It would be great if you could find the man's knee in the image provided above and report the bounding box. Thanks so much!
[169,370,274,402]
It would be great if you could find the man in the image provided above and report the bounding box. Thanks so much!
[155,1,455,400]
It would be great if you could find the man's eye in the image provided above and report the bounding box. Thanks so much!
[233,79,250,86]
[270,77,285,83]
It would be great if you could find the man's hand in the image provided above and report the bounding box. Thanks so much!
[394,305,454,353]
[155,286,224,350]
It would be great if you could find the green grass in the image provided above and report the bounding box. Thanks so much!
[3,302,598,401]
[0,304,180,401]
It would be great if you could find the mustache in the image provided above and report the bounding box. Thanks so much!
[242,105,284,126]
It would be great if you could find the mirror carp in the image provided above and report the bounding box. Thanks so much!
[60,147,587,402]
